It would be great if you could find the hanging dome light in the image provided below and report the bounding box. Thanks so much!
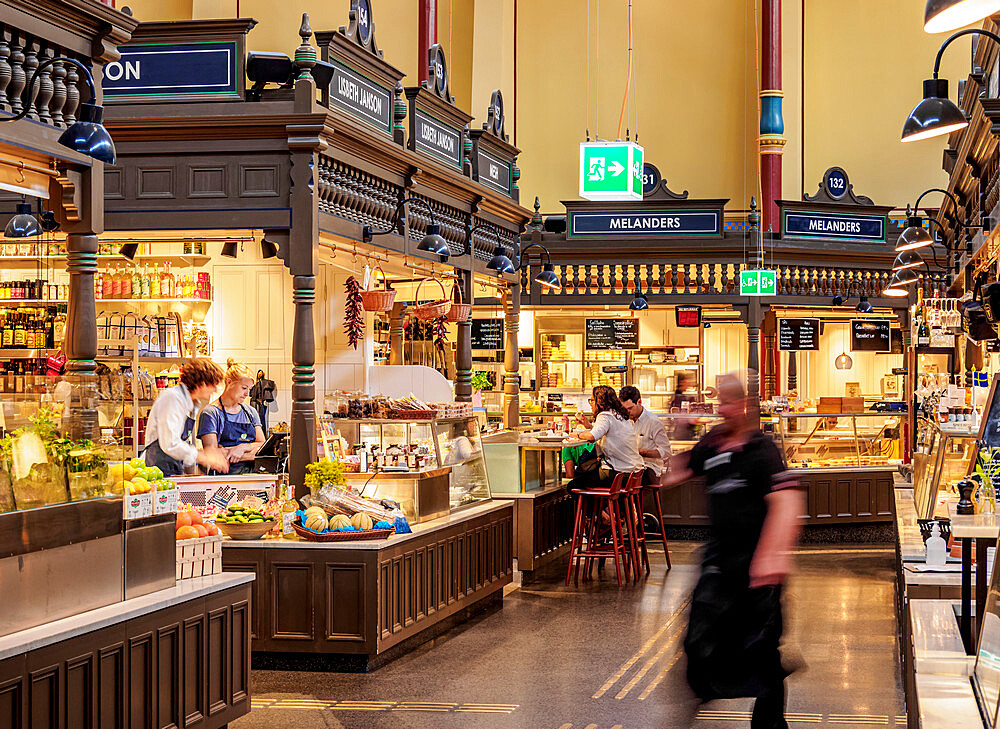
[835,352,854,370]
[896,215,934,251]
[901,79,968,143]
[884,269,919,297]
[893,250,924,271]
[4,197,41,238]
[924,0,1000,34]
[417,223,450,256]
[629,293,649,311]
[485,244,515,274]
[856,296,874,313]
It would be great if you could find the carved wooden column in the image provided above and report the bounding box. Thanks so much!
[503,283,520,428]
[762,308,777,401]
[286,15,323,495]
[388,301,406,365]
[454,269,474,401]
[65,232,98,376]
[786,351,797,393]
[747,299,762,418]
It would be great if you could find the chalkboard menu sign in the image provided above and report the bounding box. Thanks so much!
[585,318,640,350]
[851,319,891,352]
[471,319,503,349]
[778,318,819,351]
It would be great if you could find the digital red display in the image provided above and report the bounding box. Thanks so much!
[676,307,701,327]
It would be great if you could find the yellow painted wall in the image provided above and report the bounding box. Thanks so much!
[515,0,760,212]
[118,0,193,22]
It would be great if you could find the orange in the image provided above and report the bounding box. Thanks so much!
[205,524,219,537]
[176,526,199,540]
[189,510,204,526]
[176,511,193,529]
[192,523,209,538]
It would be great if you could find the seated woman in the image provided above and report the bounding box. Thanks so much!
[569,385,644,492]
[197,359,266,474]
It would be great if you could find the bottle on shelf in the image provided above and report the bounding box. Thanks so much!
[131,264,141,300]
[111,264,122,299]
[163,263,175,298]
[150,263,161,298]
[140,264,151,299]
[917,312,930,347]
[101,269,112,300]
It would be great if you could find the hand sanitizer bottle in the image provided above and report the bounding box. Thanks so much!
[926,522,947,566]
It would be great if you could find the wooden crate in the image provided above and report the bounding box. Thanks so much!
[176,535,223,580]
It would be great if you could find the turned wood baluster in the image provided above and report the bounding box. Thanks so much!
[0,30,11,113]
[585,264,593,295]
[597,264,606,294]
[49,50,65,127]
[8,32,24,115]
[62,60,78,124]
[21,37,37,120]
[34,44,52,125]
[696,263,704,293]
[668,264,676,294]
[708,262,717,292]
[571,264,579,295]
[646,262,654,296]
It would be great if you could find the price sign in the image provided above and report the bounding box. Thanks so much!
[602,365,628,373]
[675,306,702,328]
[778,318,819,351]
[851,319,891,352]
[585,318,640,350]
[471,319,503,349]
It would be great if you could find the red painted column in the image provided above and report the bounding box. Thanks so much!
[759,0,784,232]
[419,0,437,84]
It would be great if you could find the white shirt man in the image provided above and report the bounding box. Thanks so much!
[619,386,671,484]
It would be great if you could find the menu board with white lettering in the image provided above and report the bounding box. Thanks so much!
[778,318,819,351]
[471,319,503,350]
[850,319,891,352]
[585,318,640,350]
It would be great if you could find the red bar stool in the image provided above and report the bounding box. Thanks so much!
[624,470,648,578]
[642,477,672,570]
[565,473,630,587]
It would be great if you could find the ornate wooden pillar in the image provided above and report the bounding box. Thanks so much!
[286,15,323,495]
[786,351,797,392]
[762,308,777,400]
[747,299,762,417]
[503,283,521,428]
[65,233,98,376]
[454,269,474,402]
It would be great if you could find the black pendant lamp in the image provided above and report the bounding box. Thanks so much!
[893,250,924,271]
[363,197,450,259]
[261,238,279,259]
[221,241,238,258]
[5,196,41,238]
[884,269,919,297]
[902,29,1000,143]
[0,58,116,163]
[519,242,561,292]
[896,211,934,251]
[469,222,515,274]
[119,242,139,261]
[924,0,1000,33]
[856,296,874,313]
[629,293,649,311]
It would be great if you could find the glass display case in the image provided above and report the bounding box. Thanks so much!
[319,415,492,517]
[659,412,723,455]
[774,412,904,470]
[912,417,976,520]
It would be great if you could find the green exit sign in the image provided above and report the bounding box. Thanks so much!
[740,269,777,296]
[579,141,644,201]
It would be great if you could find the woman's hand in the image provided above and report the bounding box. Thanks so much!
[574,411,592,428]
[197,446,230,474]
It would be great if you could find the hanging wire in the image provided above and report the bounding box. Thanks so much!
[616,0,633,141]
[595,0,600,140]
[754,0,764,266]
[586,0,590,140]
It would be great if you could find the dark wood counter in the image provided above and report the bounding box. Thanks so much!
[222,501,513,670]
[0,573,252,729]
[658,466,896,526]
[494,485,573,577]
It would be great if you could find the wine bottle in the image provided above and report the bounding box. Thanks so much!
[150,263,161,298]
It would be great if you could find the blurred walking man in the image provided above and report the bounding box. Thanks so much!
[665,373,803,729]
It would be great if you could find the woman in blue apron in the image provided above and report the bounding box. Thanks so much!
[197,359,266,475]
[144,359,230,476]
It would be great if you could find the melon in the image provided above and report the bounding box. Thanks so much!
[304,512,328,532]
[328,514,351,530]
[351,512,373,531]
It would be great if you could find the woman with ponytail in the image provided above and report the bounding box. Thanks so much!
[197,358,266,474]
[568,385,643,491]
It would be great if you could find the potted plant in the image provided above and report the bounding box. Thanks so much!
[304,457,346,496]
[471,370,494,408]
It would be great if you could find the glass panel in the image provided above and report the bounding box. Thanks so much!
[777,413,903,469]
[975,555,1000,727]
[434,416,491,509]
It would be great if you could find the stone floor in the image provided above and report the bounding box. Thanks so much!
[234,542,903,729]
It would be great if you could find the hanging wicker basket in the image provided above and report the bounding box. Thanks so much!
[412,277,451,320]
[445,281,471,323]
[359,265,397,312]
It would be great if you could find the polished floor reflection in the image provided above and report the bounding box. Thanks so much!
[235,543,903,728]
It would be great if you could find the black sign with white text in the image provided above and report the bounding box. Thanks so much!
[103,41,239,100]
[329,59,392,134]
[585,318,640,350]
[413,110,462,169]
[569,210,721,238]
[851,319,892,352]
[471,319,503,350]
[783,210,885,242]
[779,318,819,351]
[476,149,511,195]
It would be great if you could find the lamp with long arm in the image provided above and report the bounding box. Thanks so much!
[0,56,116,164]
[362,196,449,257]
[903,28,1000,142]
[519,242,561,292]
[470,223,514,274]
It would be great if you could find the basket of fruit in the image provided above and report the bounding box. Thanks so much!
[214,503,275,540]
[292,507,394,542]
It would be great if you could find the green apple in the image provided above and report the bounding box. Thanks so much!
[147,466,164,481]
[129,457,145,471]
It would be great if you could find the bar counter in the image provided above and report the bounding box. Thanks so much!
[222,500,513,670]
